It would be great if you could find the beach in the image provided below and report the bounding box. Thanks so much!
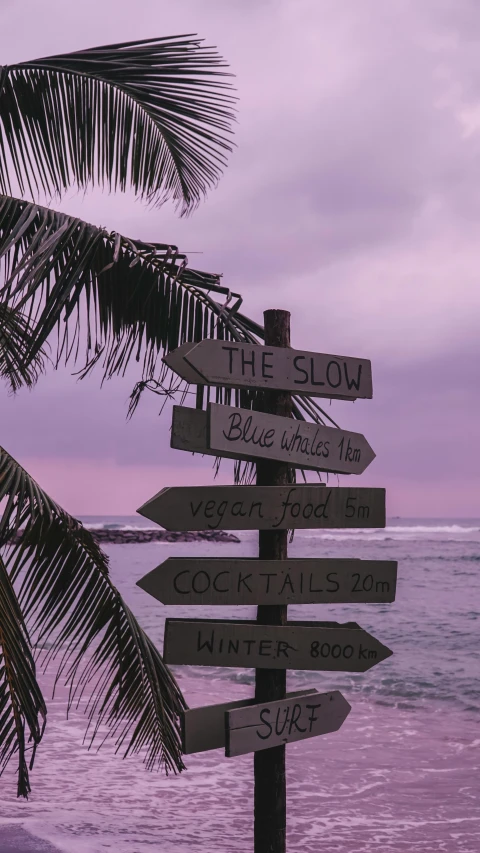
[0,518,478,852]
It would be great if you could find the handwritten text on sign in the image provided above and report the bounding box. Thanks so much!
[225,690,351,757]
[207,403,375,475]
[137,558,397,605]
[164,340,372,400]
[180,689,317,754]
[137,486,386,531]
[163,619,393,672]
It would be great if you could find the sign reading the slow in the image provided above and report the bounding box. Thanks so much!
[163,619,392,672]
[137,485,385,531]
[137,557,397,605]
[164,340,372,400]
[225,690,351,758]
[207,403,375,475]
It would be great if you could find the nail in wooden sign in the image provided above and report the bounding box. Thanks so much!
[225,690,351,758]
[163,340,372,400]
[207,403,375,475]
[181,689,317,754]
[163,619,393,672]
[137,485,386,531]
[137,557,397,605]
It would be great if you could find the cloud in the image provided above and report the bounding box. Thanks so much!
[1,0,479,515]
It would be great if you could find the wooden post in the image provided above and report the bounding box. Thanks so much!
[254,309,292,853]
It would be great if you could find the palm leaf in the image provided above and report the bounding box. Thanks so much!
[0,445,186,787]
[0,301,46,392]
[0,36,235,213]
[0,195,337,434]
[0,552,46,798]
[0,194,246,379]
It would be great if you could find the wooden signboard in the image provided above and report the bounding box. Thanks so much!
[181,689,317,754]
[163,342,206,385]
[170,406,242,461]
[137,557,397,605]
[225,690,351,758]
[137,485,386,531]
[207,403,375,475]
[164,340,372,400]
[163,619,393,672]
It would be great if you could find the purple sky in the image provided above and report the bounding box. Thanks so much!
[1,0,479,517]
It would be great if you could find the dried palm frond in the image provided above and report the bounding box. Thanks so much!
[0,36,235,213]
[0,445,186,794]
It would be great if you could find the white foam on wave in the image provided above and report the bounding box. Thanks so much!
[300,524,480,541]
[384,525,480,534]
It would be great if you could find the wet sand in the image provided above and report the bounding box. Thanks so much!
[0,826,61,852]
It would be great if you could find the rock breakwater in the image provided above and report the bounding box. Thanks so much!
[89,528,241,544]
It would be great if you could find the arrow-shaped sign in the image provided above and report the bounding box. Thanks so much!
[207,403,375,474]
[163,340,372,400]
[137,485,386,531]
[180,689,318,754]
[163,618,393,672]
[163,342,206,385]
[137,557,397,605]
[225,690,351,757]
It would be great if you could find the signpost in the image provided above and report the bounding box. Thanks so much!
[164,339,372,400]
[170,403,376,474]
[137,484,386,531]
[136,308,396,853]
[163,618,393,672]
[137,557,397,605]
[225,690,351,758]
[181,689,318,754]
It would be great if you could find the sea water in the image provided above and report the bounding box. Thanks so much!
[0,518,479,852]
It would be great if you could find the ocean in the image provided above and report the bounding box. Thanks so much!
[0,518,479,852]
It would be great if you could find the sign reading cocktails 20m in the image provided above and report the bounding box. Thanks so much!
[164,340,372,400]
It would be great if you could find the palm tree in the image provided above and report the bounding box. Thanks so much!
[0,34,245,799]
[0,35,333,799]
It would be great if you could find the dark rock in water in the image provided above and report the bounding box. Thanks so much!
[8,527,241,546]
[88,528,241,544]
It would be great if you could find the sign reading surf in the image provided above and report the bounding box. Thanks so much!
[137,485,385,531]
[225,690,351,757]
[207,403,375,475]
[164,340,372,400]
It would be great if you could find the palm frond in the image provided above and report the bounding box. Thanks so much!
[0,194,248,380]
[0,552,46,798]
[0,36,236,213]
[0,301,47,392]
[0,445,186,786]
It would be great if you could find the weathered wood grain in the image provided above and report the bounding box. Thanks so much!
[170,405,239,461]
[207,402,375,474]
[137,557,397,605]
[137,485,386,531]
[225,690,351,757]
[166,340,372,400]
[163,342,208,384]
[181,689,317,754]
[163,619,393,672]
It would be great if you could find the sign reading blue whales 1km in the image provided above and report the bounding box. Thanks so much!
[163,619,393,672]
[137,557,397,605]
[163,340,372,401]
[225,690,351,758]
[207,403,375,475]
[137,485,385,531]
